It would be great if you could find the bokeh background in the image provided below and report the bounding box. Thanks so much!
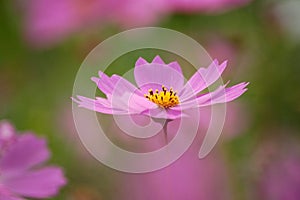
[1,0,300,199]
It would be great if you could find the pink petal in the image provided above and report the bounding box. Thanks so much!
[168,61,183,75]
[173,82,248,110]
[134,58,184,93]
[107,76,155,113]
[0,134,50,173]
[135,57,148,66]
[73,74,152,115]
[4,167,66,198]
[152,55,165,64]
[110,91,157,114]
[72,96,127,115]
[127,93,158,112]
[74,92,156,116]
[91,71,122,97]
[109,75,143,97]
[149,56,183,75]
[92,73,141,99]
[180,59,227,101]
[197,82,249,106]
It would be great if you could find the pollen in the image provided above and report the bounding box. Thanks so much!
[144,86,180,108]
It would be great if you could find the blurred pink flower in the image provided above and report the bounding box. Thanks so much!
[198,102,250,139]
[260,155,300,200]
[0,121,66,199]
[254,133,300,200]
[110,0,168,28]
[118,154,231,199]
[22,0,167,47]
[115,120,232,200]
[23,0,106,47]
[21,0,252,47]
[73,55,248,120]
[169,0,252,13]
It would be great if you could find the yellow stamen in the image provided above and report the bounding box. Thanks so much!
[144,85,180,108]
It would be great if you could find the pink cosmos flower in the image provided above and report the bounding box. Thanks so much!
[73,55,248,120]
[0,120,67,199]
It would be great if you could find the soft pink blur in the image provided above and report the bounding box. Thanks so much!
[23,0,107,47]
[117,151,231,200]
[169,0,252,13]
[115,123,232,200]
[22,0,167,47]
[199,102,250,140]
[254,131,300,200]
[20,0,252,47]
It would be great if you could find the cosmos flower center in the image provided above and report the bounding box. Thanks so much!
[144,86,180,108]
